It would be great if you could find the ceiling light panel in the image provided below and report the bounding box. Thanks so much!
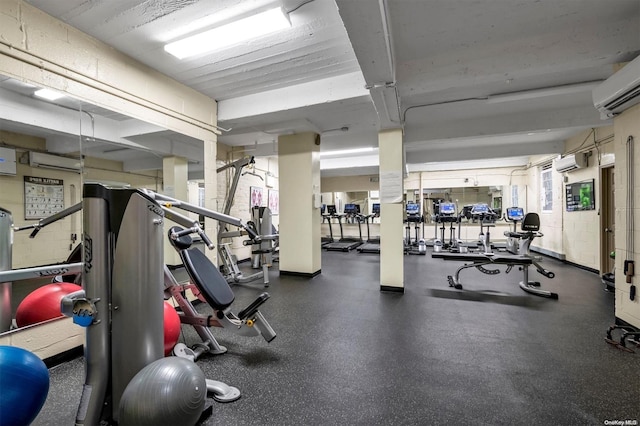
[164,7,291,59]
[34,88,65,101]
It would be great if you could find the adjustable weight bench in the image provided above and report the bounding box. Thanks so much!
[432,251,558,299]
[164,226,276,360]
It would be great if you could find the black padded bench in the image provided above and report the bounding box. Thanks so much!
[431,251,557,299]
[432,252,533,265]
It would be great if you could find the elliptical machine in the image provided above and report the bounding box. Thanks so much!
[433,201,459,252]
[470,203,498,253]
[404,202,426,255]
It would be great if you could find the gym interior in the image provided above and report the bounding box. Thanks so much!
[0,1,639,425]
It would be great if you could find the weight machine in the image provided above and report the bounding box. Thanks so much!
[217,156,273,286]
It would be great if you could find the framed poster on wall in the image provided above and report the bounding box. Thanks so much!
[250,186,263,208]
[268,189,279,215]
[24,176,64,220]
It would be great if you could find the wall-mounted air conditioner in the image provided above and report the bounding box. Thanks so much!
[592,55,640,119]
[28,151,81,172]
[554,154,587,173]
[0,146,17,175]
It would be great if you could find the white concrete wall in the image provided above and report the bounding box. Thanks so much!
[613,103,640,328]
[0,0,218,141]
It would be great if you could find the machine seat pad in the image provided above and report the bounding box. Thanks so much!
[180,248,235,310]
[432,252,533,265]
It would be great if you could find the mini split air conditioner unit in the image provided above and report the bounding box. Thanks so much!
[28,152,81,172]
[593,55,640,119]
[554,154,587,173]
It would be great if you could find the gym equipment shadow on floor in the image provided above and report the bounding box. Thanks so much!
[34,251,639,425]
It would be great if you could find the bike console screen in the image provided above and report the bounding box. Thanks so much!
[506,207,524,222]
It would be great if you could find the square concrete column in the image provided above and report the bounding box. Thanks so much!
[202,138,218,265]
[278,132,322,276]
[379,129,404,292]
[163,156,189,266]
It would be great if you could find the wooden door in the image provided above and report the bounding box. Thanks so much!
[600,166,615,274]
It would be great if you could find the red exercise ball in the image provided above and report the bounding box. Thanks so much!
[163,301,181,356]
[16,283,82,328]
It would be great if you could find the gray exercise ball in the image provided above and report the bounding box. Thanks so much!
[118,357,207,426]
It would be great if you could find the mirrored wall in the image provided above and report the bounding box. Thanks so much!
[0,73,203,334]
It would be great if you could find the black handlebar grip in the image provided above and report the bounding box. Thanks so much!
[29,227,41,238]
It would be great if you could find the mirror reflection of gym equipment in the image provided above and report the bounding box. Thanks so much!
[323,203,364,252]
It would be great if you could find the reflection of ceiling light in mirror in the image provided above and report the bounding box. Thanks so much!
[320,147,376,157]
[34,89,65,101]
[164,7,291,59]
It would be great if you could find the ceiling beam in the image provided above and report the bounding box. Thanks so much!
[336,0,401,129]
[218,72,368,121]
[405,139,564,164]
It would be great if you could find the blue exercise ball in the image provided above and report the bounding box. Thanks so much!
[0,345,50,426]
[118,357,206,426]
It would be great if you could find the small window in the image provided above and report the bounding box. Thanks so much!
[540,165,553,212]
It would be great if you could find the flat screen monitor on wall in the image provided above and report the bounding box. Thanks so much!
[565,180,595,211]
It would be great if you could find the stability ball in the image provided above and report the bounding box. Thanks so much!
[16,283,82,327]
[118,357,206,426]
[163,301,181,356]
[0,345,50,425]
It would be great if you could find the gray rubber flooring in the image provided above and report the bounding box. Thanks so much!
[34,250,639,425]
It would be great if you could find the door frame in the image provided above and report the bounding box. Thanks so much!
[600,165,615,274]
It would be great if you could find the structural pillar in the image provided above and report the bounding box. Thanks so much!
[202,138,218,265]
[278,132,322,276]
[163,155,189,266]
[379,129,404,292]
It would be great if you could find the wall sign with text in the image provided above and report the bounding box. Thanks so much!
[24,176,65,220]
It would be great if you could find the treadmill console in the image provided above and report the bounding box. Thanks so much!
[372,203,380,215]
[326,205,337,215]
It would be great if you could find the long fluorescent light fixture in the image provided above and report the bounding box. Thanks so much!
[34,88,66,101]
[320,147,377,157]
[165,7,291,59]
[486,81,602,104]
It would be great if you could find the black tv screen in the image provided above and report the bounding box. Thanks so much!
[566,180,595,211]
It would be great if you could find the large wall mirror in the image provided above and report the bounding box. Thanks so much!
[0,73,205,335]
[406,184,527,241]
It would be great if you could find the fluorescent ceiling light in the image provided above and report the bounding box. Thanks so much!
[486,81,602,104]
[410,156,529,172]
[320,147,376,157]
[34,88,65,101]
[165,7,291,59]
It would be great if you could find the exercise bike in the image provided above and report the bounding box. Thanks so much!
[504,207,555,281]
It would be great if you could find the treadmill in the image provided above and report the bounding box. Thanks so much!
[324,204,364,252]
[358,203,381,254]
[321,204,336,247]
